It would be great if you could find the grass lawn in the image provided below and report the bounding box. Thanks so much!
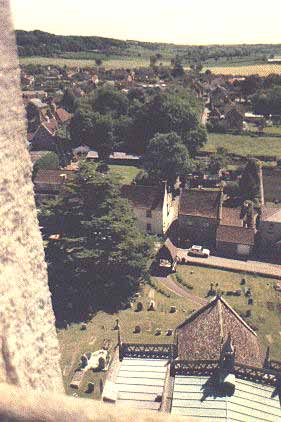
[58,265,281,400]
[203,133,281,158]
[109,165,140,185]
[176,265,281,360]
[58,281,189,399]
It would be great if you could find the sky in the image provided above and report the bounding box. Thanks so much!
[10,0,281,45]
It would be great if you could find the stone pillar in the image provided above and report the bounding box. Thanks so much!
[0,0,63,392]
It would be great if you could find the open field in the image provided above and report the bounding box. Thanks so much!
[204,64,281,76]
[58,265,281,399]
[19,56,170,69]
[109,165,140,185]
[20,55,281,75]
[203,133,281,157]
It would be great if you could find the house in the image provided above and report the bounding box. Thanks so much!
[223,104,244,131]
[31,118,59,151]
[53,107,72,125]
[216,225,255,257]
[33,169,74,201]
[178,188,223,245]
[216,205,255,257]
[210,85,228,110]
[156,238,178,272]
[121,182,178,236]
[258,206,281,254]
[176,295,263,367]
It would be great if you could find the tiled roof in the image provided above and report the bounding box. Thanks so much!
[176,296,264,367]
[261,206,281,222]
[121,184,164,210]
[216,225,255,246]
[179,189,220,219]
[221,207,243,227]
[55,108,72,124]
[42,119,59,135]
[34,170,74,188]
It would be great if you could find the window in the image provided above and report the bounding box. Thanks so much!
[146,210,152,218]
[147,223,152,233]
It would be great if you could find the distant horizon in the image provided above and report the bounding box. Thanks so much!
[14,28,281,48]
[10,0,281,46]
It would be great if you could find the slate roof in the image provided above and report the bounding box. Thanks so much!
[179,189,221,219]
[171,375,281,421]
[115,358,168,412]
[121,184,164,211]
[176,296,264,367]
[216,225,255,246]
[221,207,243,227]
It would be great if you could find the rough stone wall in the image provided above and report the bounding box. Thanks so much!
[0,0,63,392]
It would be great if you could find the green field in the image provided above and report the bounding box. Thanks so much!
[58,265,281,399]
[109,165,139,184]
[203,133,281,157]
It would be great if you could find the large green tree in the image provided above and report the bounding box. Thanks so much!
[40,162,153,321]
[251,86,281,116]
[131,92,205,154]
[239,158,262,203]
[70,110,114,160]
[143,132,192,186]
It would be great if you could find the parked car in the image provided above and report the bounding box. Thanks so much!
[188,245,210,258]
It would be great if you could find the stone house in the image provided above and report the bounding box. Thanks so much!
[31,118,59,151]
[178,188,223,245]
[121,182,178,236]
[216,206,255,257]
[258,207,281,254]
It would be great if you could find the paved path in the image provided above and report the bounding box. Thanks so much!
[177,250,281,279]
[155,276,207,308]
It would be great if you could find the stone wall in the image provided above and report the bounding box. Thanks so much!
[0,0,63,392]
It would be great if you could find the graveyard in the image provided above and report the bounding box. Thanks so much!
[58,265,281,400]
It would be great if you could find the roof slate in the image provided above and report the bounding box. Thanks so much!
[179,189,220,219]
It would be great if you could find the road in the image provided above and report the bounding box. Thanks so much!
[177,249,281,279]
[155,276,207,308]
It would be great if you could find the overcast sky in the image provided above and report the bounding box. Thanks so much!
[10,0,281,45]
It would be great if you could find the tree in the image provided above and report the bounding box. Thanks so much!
[241,75,262,99]
[239,159,261,203]
[90,86,129,117]
[251,86,281,116]
[150,55,158,67]
[40,162,153,320]
[143,132,192,186]
[208,147,228,174]
[95,58,102,66]
[182,126,208,157]
[131,92,202,154]
[61,88,78,113]
[69,109,114,160]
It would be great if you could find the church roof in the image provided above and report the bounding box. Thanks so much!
[176,295,264,367]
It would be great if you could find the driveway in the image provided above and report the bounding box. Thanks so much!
[177,249,281,279]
